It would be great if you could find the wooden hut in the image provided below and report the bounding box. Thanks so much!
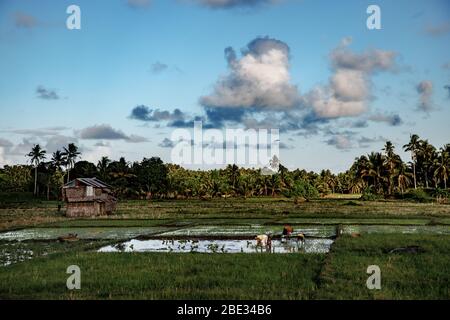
[63,177,117,217]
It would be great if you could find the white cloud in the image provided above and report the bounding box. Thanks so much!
[305,37,397,119]
[416,80,433,112]
[325,134,353,150]
[200,37,301,111]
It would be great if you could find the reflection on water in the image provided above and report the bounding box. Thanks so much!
[0,243,34,266]
[159,225,336,238]
[342,225,450,235]
[0,227,165,241]
[98,238,334,254]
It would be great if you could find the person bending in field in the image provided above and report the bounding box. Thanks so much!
[255,234,272,252]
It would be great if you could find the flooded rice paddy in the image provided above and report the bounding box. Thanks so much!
[1,222,449,266]
[158,225,337,237]
[98,238,334,254]
[0,227,167,241]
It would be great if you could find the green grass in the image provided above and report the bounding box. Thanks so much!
[0,234,449,299]
[1,196,450,299]
[317,234,450,299]
[0,252,324,299]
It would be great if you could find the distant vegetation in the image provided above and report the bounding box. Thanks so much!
[0,134,449,202]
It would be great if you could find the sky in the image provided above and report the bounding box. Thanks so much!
[0,0,449,173]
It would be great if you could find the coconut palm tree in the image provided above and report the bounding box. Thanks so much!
[97,156,111,181]
[383,141,401,195]
[418,140,436,188]
[434,148,449,189]
[368,152,385,193]
[27,144,46,196]
[63,143,81,183]
[225,164,240,192]
[403,134,421,189]
[51,150,66,171]
[393,163,412,194]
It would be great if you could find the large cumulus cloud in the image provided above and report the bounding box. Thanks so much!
[200,37,301,125]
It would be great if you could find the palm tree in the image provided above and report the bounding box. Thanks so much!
[97,156,111,181]
[418,140,436,188]
[27,144,46,196]
[434,148,449,189]
[393,163,412,194]
[368,152,385,193]
[51,150,66,171]
[403,134,421,189]
[383,141,401,195]
[225,164,240,193]
[63,143,81,182]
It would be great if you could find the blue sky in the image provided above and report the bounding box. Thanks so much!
[0,0,449,172]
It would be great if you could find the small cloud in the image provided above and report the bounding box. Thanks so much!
[0,127,68,137]
[192,0,279,9]
[368,112,403,126]
[158,138,174,148]
[127,134,149,143]
[78,124,148,143]
[94,141,111,147]
[129,105,187,123]
[350,120,368,128]
[444,85,450,98]
[127,0,151,8]
[36,86,60,100]
[357,136,387,148]
[14,12,38,28]
[325,134,353,150]
[425,21,450,36]
[150,62,168,74]
[416,80,434,112]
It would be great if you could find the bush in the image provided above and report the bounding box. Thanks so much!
[403,188,433,203]
[284,180,319,200]
[360,187,382,201]
[432,188,449,204]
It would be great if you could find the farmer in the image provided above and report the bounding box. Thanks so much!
[255,234,272,252]
[282,225,294,238]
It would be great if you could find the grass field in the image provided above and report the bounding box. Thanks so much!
[0,234,448,299]
[0,194,449,299]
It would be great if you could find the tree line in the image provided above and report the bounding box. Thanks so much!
[0,134,449,201]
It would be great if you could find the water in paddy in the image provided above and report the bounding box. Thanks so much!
[159,225,337,238]
[342,225,450,235]
[98,238,334,254]
[0,227,167,241]
[0,243,34,266]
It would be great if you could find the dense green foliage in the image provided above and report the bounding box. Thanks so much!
[0,135,449,201]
